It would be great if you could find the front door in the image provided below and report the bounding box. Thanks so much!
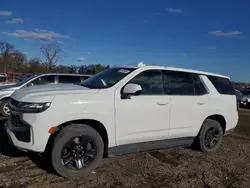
[115,69,171,146]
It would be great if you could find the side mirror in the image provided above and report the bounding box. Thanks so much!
[27,82,34,87]
[122,83,142,99]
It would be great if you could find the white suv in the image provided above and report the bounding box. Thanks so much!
[6,65,238,178]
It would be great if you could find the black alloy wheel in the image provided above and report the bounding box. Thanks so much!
[195,119,223,152]
[61,136,97,170]
[51,124,104,178]
[204,127,221,149]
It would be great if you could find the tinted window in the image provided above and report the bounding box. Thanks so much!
[193,75,208,95]
[207,76,234,95]
[31,75,55,85]
[59,75,81,84]
[128,70,164,95]
[164,71,194,95]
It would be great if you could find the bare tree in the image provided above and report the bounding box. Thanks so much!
[0,41,110,75]
[40,43,61,71]
[0,41,15,72]
[0,41,14,57]
[9,50,26,71]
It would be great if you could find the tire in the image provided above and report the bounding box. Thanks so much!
[197,119,223,152]
[0,99,10,117]
[51,124,104,178]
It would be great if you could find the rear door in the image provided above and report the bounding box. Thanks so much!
[164,71,209,139]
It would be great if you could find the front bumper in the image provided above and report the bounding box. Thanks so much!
[5,111,52,153]
[5,120,32,152]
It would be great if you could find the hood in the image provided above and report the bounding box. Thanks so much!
[11,84,100,103]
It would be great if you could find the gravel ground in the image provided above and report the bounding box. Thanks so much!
[0,110,250,188]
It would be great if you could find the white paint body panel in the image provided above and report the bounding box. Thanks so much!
[6,66,238,153]
[168,94,209,139]
[115,94,170,145]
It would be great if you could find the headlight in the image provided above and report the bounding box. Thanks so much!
[17,102,51,113]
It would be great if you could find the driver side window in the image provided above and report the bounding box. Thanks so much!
[128,70,164,95]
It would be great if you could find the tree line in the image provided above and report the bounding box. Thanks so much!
[1,41,248,87]
[0,41,109,75]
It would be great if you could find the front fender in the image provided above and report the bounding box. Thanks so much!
[56,113,116,147]
[0,95,10,102]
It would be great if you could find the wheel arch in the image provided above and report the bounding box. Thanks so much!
[203,114,226,134]
[0,96,10,103]
[45,119,109,157]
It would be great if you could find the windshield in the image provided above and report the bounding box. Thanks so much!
[15,74,39,87]
[81,68,136,89]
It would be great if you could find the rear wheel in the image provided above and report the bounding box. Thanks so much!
[197,119,223,152]
[0,99,10,117]
[51,124,104,178]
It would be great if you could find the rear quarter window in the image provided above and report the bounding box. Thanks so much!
[207,76,234,95]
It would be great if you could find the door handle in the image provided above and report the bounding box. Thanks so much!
[197,101,205,105]
[157,102,168,106]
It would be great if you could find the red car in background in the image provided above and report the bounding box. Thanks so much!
[7,72,33,79]
[0,72,33,84]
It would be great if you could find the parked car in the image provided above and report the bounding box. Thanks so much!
[240,89,250,108]
[0,73,91,117]
[234,89,244,107]
[0,74,7,83]
[0,73,7,77]
[6,65,238,178]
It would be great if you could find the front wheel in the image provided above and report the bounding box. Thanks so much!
[197,119,223,152]
[51,124,104,178]
[0,99,11,117]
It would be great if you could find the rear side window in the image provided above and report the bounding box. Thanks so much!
[193,75,208,95]
[207,76,234,95]
[164,71,194,95]
[59,75,81,84]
